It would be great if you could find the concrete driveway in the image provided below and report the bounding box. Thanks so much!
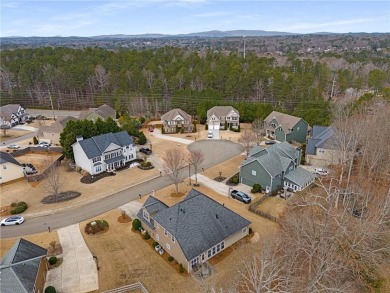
[151,129,193,145]
[45,224,99,293]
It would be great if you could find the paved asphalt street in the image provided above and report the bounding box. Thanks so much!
[0,140,244,238]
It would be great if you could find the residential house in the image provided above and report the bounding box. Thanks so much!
[72,131,136,175]
[161,108,193,133]
[240,142,315,193]
[79,104,116,121]
[0,152,25,184]
[38,116,78,145]
[306,125,340,166]
[0,104,27,127]
[264,111,308,143]
[0,238,48,293]
[207,106,239,130]
[137,189,251,272]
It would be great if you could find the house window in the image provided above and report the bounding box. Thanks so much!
[221,242,225,249]
[156,234,159,241]
[143,210,150,221]
[212,247,216,255]
[297,127,300,131]
[242,227,247,234]
[166,243,170,250]
[171,235,175,243]
[92,157,101,163]
[216,244,220,253]
[202,254,205,261]
[164,229,168,237]
[3,165,6,170]
[208,250,211,258]
[251,170,256,176]
[95,166,102,173]
[289,166,293,171]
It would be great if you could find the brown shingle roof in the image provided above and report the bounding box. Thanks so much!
[79,104,115,120]
[38,116,77,135]
[207,106,239,118]
[0,104,22,121]
[161,108,192,121]
[264,111,303,134]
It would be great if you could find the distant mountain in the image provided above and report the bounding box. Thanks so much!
[91,33,168,39]
[182,30,297,37]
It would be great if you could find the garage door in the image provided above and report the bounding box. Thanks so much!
[208,123,220,130]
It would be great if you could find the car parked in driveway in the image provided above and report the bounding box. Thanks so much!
[7,144,20,149]
[139,147,152,155]
[37,141,51,147]
[314,168,329,176]
[265,140,276,145]
[230,190,251,204]
[1,216,25,226]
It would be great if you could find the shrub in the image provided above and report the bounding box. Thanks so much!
[179,264,185,273]
[139,116,146,124]
[161,126,165,134]
[10,202,18,207]
[138,132,147,145]
[49,256,58,265]
[143,232,151,240]
[231,176,239,184]
[141,161,152,168]
[10,203,28,214]
[251,184,261,193]
[249,227,253,234]
[33,136,39,145]
[45,286,56,293]
[168,256,174,262]
[18,201,27,207]
[132,219,141,230]
[205,124,208,130]
[152,241,159,248]
[192,122,197,133]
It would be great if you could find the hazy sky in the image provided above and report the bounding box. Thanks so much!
[1,0,389,37]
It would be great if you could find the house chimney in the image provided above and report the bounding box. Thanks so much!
[76,136,83,142]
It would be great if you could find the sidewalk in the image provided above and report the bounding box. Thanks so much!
[45,224,99,293]
[12,125,38,132]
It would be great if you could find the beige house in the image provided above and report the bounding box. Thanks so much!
[0,152,24,184]
[306,126,341,166]
[79,104,116,121]
[137,189,251,272]
[0,238,48,293]
[161,108,193,133]
[38,116,77,145]
[206,106,239,130]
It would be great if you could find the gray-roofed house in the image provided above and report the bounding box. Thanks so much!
[264,111,309,143]
[306,125,340,167]
[137,189,251,272]
[0,238,48,293]
[0,104,28,127]
[161,108,193,133]
[72,131,136,175]
[0,151,25,184]
[207,106,239,131]
[240,141,314,193]
[38,116,78,145]
[79,104,116,121]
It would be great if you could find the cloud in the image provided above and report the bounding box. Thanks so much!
[1,1,19,9]
[192,11,229,17]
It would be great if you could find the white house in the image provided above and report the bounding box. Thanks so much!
[0,152,25,184]
[0,104,27,127]
[72,131,136,175]
[207,106,239,130]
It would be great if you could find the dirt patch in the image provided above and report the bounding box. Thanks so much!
[256,196,289,218]
[41,191,81,204]
[213,176,227,182]
[0,129,31,141]
[14,151,62,174]
[80,172,116,184]
[171,192,185,197]
[0,205,12,216]
[117,216,131,223]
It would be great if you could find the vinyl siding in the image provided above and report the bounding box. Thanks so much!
[285,119,308,143]
[73,142,94,174]
[0,162,24,184]
[240,161,272,191]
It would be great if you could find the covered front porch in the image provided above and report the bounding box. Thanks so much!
[104,155,126,171]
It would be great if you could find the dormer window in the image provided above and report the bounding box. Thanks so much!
[143,210,150,221]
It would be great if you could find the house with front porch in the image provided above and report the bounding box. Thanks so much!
[239,142,315,193]
[161,108,193,133]
[137,189,251,272]
[0,238,48,293]
[207,106,239,130]
[0,104,28,127]
[264,111,308,143]
[72,131,136,175]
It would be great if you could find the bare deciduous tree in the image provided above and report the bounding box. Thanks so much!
[43,160,64,202]
[187,149,205,186]
[251,119,265,146]
[239,130,256,156]
[161,148,186,194]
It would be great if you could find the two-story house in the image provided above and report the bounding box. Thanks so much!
[207,106,239,130]
[0,104,27,127]
[161,108,193,133]
[72,131,136,175]
[0,238,48,293]
[264,111,308,143]
[79,104,116,121]
[0,152,25,184]
[137,189,251,273]
[306,125,341,167]
[240,142,315,193]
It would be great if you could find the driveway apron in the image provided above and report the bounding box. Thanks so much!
[45,224,99,293]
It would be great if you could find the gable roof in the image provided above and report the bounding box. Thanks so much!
[207,106,239,118]
[0,152,22,167]
[284,166,315,187]
[0,104,22,121]
[161,108,192,122]
[0,238,47,293]
[38,116,77,135]
[248,145,265,157]
[306,126,335,155]
[75,131,134,159]
[264,111,305,134]
[79,104,115,120]
[143,189,251,261]
[136,196,169,229]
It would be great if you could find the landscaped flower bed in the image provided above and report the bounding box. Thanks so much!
[80,172,116,184]
[85,220,109,235]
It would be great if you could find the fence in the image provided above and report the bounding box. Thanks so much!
[102,282,149,293]
[248,194,279,223]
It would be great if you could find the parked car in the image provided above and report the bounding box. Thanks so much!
[230,190,252,204]
[7,144,20,149]
[265,140,276,145]
[139,147,152,155]
[207,131,213,138]
[37,141,50,147]
[314,168,329,176]
[1,216,25,226]
[155,244,161,252]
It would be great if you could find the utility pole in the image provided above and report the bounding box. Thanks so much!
[329,75,336,101]
[48,90,56,120]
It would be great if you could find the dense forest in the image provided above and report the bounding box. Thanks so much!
[1,46,389,125]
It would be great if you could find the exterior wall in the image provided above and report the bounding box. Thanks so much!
[72,143,94,174]
[284,177,314,192]
[306,148,341,167]
[33,257,48,293]
[240,161,272,191]
[271,174,284,192]
[275,127,286,142]
[0,162,24,184]
[122,144,136,162]
[285,119,308,143]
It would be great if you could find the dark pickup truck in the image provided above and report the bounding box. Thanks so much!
[139,147,152,155]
